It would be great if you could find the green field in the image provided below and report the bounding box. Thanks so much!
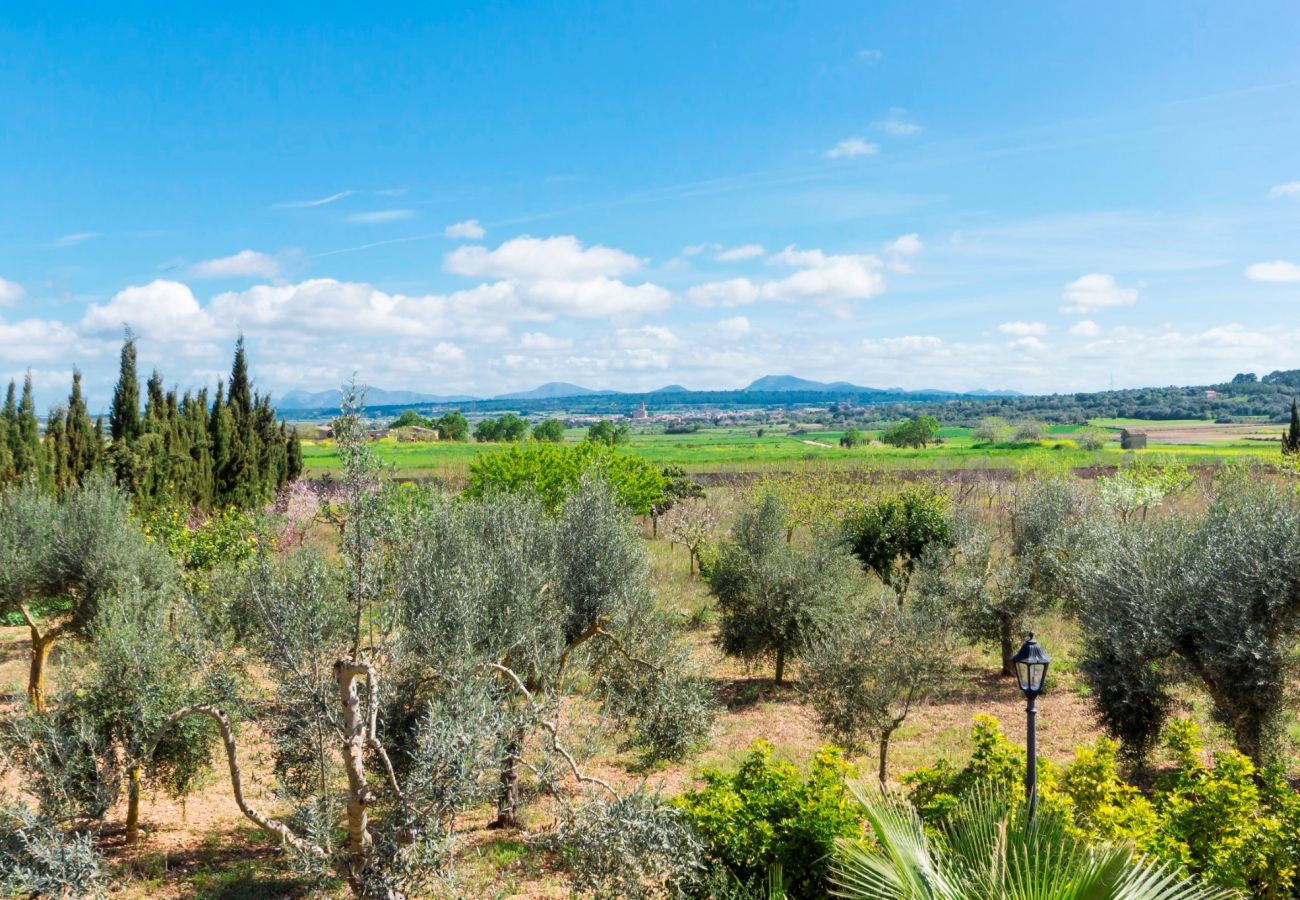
[301,422,1280,480]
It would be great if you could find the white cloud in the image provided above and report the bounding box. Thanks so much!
[211,271,669,344]
[687,278,761,307]
[863,335,945,356]
[716,244,765,262]
[518,331,573,351]
[80,280,218,340]
[681,243,718,257]
[1059,273,1138,315]
[274,190,357,209]
[885,233,922,257]
[716,316,752,340]
[1010,336,1048,352]
[857,49,883,63]
[190,249,282,279]
[997,321,1048,336]
[0,318,79,362]
[522,277,670,319]
[1268,182,1300,199]
[826,138,878,159]
[1245,260,1300,283]
[1068,320,1101,337]
[876,109,921,136]
[690,246,890,311]
[883,233,922,272]
[445,219,486,239]
[879,120,922,136]
[49,232,101,247]
[763,246,887,305]
[445,235,644,280]
[345,209,414,224]
[0,278,24,307]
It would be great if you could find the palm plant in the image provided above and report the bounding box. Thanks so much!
[832,786,1240,900]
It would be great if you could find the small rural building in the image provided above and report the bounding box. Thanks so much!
[1120,428,1148,450]
[397,426,440,442]
[315,425,334,440]
[631,402,648,420]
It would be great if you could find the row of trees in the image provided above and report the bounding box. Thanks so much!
[0,332,301,511]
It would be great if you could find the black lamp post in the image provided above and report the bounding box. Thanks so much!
[1010,634,1051,820]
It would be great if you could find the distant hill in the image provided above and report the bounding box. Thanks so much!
[493,381,615,401]
[743,374,879,393]
[279,387,475,409]
[967,388,1025,398]
[651,384,690,393]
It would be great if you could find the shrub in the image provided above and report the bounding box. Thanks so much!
[901,715,1300,897]
[675,741,862,899]
[556,791,705,899]
[0,803,102,897]
[842,485,950,597]
[1144,720,1300,896]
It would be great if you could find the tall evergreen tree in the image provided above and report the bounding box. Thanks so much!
[110,328,142,444]
[16,373,45,484]
[286,424,303,482]
[1,381,18,482]
[45,406,71,496]
[227,336,252,422]
[64,369,101,486]
[0,413,13,487]
[1284,399,1300,455]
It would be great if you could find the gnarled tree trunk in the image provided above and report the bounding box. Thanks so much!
[22,606,67,712]
[335,659,375,891]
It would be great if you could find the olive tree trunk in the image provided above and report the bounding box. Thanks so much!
[335,659,375,891]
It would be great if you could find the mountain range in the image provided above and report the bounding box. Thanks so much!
[275,375,1022,410]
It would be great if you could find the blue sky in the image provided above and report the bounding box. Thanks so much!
[3,2,1300,409]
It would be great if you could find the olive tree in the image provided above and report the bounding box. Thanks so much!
[0,477,175,710]
[149,393,714,896]
[3,586,230,843]
[709,493,862,684]
[1073,472,1300,764]
[932,479,1084,675]
[394,476,715,828]
[803,586,958,785]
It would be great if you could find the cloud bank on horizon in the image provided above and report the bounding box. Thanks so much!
[2,3,1300,410]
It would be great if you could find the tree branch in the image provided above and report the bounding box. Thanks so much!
[146,705,327,861]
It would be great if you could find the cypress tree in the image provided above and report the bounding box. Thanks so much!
[0,415,13,487]
[16,372,44,484]
[1285,399,1300,456]
[110,329,142,444]
[286,424,303,482]
[228,336,252,423]
[1,381,18,478]
[143,369,166,432]
[45,406,70,496]
[64,369,101,485]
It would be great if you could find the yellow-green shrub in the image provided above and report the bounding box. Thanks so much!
[674,740,862,899]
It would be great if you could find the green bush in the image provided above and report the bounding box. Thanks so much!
[674,740,863,899]
[1144,719,1299,896]
[902,716,1300,897]
[842,485,950,596]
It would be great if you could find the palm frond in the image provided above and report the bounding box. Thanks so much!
[830,782,1242,900]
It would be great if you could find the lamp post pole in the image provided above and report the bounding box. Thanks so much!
[1025,689,1037,820]
[1010,634,1050,823]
